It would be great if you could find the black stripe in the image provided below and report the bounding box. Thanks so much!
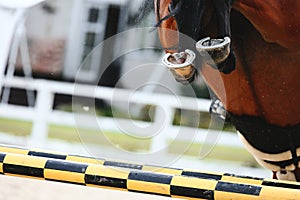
[215,181,261,196]
[3,164,44,177]
[45,160,88,173]
[104,161,143,170]
[0,153,6,162]
[262,181,300,190]
[128,171,172,184]
[85,174,127,189]
[182,171,222,180]
[223,173,263,180]
[264,157,300,169]
[29,151,67,160]
[171,185,214,199]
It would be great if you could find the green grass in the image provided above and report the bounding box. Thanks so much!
[0,118,32,136]
[57,104,237,132]
[48,125,151,152]
[173,109,236,132]
[0,117,259,167]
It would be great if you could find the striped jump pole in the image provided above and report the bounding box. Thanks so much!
[0,145,300,199]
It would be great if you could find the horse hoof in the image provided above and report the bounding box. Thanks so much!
[196,37,231,68]
[162,49,197,84]
[217,50,236,74]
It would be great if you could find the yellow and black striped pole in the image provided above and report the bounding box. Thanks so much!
[1,145,300,199]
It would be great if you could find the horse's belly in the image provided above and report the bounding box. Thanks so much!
[250,50,300,126]
[201,48,300,127]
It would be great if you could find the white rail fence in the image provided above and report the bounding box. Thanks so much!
[0,77,242,151]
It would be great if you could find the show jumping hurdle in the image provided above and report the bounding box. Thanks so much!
[1,145,300,199]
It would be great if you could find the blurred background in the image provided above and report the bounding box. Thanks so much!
[0,0,269,178]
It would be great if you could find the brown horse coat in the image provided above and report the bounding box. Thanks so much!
[155,0,300,180]
[155,0,300,126]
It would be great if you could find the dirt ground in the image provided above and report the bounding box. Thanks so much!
[0,175,173,200]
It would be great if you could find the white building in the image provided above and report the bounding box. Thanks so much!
[11,0,207,99]
[23,0,162,85]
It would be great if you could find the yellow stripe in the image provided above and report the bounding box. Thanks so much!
[0,162,3,173]
[259,186,300,200]
[142,165,182,175]
[222,176,263,185]
[66,156,104,165]
[171,176,217,190]
[127,180,170,195]
[214,191,259,200]
[85,165,129,179]
[44,169,85,184]
[4,154,47,168]
[0,146,29,155]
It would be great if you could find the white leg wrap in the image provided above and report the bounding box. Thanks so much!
[276,170,297,182]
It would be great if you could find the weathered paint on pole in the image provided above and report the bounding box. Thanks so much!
[1,145,300,199]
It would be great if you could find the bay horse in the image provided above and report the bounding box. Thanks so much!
[153,0,300,181]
